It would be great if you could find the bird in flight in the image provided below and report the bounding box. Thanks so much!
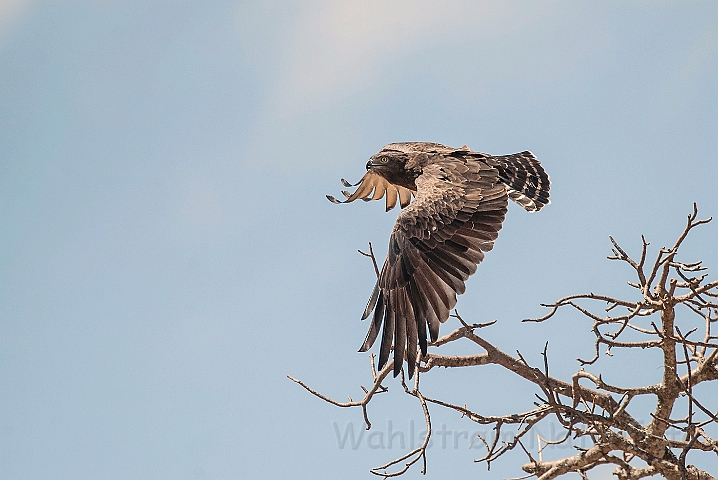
[328,142,550,378]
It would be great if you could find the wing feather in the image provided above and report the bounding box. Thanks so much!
[393,289,407,377]
[349,174,381,201]
[410,266,444,342]
[378,291,395,371]
[405,281,422,363]
[327,171,416,212]
[359,290,384,352]
[362,157,509,377]
[423,251,467,294]
[370,182,387,200]
[398,186,413,208]
[385,187,398,212]
[362,281,380,320]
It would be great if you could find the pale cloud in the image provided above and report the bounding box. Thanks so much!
[0,0,32,45]
[232,0,603,168]
[270,1,494,116]
[251,0,562,118]
[233,0,617,121]
[0,0,28,22]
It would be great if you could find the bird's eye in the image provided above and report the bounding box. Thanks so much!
[380,157,388,163]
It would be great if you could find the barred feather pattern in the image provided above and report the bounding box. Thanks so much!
[495,151,550,212]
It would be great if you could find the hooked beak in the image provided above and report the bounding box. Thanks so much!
[365,160,373,170]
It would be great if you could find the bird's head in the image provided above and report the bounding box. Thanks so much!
[326,144,426,210]
[365,150,418,190]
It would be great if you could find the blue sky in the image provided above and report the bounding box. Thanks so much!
[1,1,717,479]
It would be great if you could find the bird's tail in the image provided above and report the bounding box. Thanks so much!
[495,151,550,212]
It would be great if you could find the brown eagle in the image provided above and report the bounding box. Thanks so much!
[327,142,550,378]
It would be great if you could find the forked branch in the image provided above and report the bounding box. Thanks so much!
[290,206,717,479]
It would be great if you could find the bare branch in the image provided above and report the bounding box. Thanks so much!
[358,242,380,278]
[370,387,432,477]
[295,205,717,480]
[288,358,392,429]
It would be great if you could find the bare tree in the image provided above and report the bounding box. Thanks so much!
[290,205,718,479]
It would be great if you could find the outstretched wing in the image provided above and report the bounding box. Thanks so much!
[360,159,508,377]
[327,170,414,212]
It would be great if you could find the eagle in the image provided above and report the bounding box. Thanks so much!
[327,142,550,378]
